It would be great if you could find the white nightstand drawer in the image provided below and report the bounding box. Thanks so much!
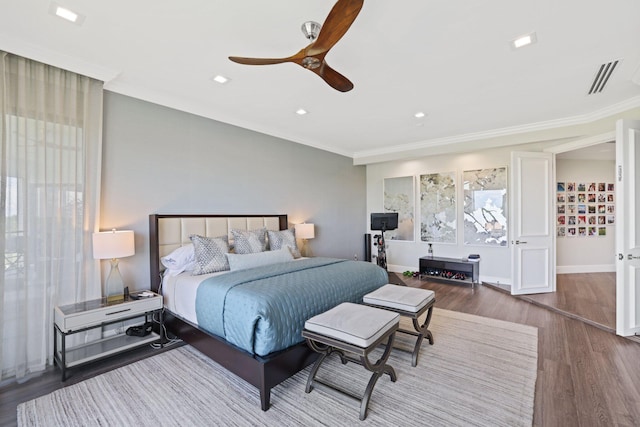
[55,295,162,332]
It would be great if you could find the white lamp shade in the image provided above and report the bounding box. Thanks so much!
[295,223,315,239]
[92,230,135,259]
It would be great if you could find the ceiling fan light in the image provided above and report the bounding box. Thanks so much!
[296,108,308,116]
[301,21,322,41]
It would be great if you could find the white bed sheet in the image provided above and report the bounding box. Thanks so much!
[161,270,225,325]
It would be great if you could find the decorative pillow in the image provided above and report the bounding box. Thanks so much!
[161,244,197,276]
[226,247,293,272]
[231,228,267,254]
[189,234,230,275]
[267,229,301,258]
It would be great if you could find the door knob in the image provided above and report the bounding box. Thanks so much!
[628,254,640,260]
[515,240,528,244]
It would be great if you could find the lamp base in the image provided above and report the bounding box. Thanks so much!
[105,258,125,303]
[301,239,313,257]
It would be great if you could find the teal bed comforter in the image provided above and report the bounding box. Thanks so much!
[195,257,388,356]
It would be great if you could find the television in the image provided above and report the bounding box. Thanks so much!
[370,212,398,231]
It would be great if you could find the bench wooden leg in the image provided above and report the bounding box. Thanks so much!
[358,332,397,420]
[393,302,435,367]
[304,331,397,421]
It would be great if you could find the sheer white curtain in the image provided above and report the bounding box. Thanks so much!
[0,51,103,383]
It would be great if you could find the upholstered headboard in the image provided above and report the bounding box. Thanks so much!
[149,214,288,292]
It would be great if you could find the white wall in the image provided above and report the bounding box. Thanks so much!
[100,92,368,290]
[556,159,616,273]
[366,146,518,285]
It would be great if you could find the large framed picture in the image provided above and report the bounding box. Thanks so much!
[463,167,508,246]
[383,176,415,241]
[419,171,456,243]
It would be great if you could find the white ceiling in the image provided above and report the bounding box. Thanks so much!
[556,142,615,160]
[2,0,640,164]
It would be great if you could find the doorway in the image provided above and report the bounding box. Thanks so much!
[537,141,616,331]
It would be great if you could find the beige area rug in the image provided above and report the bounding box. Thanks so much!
[18,309,538,427]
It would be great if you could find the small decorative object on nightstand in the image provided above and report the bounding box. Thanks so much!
[92,229,135,303]
[53,290,163,381]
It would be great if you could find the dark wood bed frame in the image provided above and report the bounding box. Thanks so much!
[149,214,318,411]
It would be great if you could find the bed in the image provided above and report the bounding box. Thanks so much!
[149,214,389,411]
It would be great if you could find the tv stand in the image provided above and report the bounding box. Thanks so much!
[419,256,479,287]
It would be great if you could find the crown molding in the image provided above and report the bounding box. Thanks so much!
[0,34,120,82]
[353,96,640,164]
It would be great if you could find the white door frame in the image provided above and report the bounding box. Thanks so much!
[615,119,640,336]
[509,132,615,295]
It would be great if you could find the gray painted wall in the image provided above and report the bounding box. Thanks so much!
[100,92,366,290]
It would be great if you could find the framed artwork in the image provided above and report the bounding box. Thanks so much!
[463,167,508,246]
[419,172,456,243]
[383,176,415,241]
[557,180,615,237]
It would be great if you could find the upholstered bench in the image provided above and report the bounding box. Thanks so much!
[302,302,400,421]
[363,284,435,367]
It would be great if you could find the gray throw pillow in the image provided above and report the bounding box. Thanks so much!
[189,234,230,275]
[231,228,267,254]
[267,229,301,258]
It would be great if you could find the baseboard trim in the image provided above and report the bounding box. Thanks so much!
[557,264,615,274]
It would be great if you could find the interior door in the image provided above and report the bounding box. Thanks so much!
[510,151,556,295]
[615,119,640,336]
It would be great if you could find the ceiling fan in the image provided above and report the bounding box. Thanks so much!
[229,0,364,92]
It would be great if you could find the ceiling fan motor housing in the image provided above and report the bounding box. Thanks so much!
[301,21,321,40]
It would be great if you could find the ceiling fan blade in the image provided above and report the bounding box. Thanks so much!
[307,0,364,56]
[228,56,292,66]
[312,61,354,92]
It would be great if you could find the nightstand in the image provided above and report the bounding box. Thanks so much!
[53,291,163,381]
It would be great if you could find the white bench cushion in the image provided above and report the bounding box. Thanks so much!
[363,284,435,313]
[304,302,399,348]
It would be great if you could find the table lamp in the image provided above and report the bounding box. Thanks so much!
[93,229,135,302]
[295,223,315,257]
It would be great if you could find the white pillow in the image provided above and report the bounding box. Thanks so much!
[161,244,196,276]
[226,247,293,272]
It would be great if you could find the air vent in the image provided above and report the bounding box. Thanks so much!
[588,60,619,95]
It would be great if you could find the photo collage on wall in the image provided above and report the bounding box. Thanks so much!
[556,181,615,238]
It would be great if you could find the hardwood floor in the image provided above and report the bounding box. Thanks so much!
[391,273,639,427]
[518,273,616,332]
[2,273,639,426]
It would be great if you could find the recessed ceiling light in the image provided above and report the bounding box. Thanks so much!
[511,32,537,49]
[295,108,308,116]
[414,112,426,118]
[212,75,229,84]
[56,6,77,22]
[49,2,85,25]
